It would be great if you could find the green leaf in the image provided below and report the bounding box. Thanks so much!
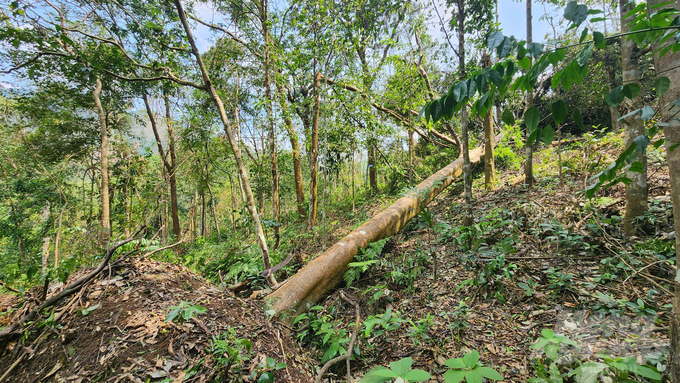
[402,369,431,381]
[633,135,650,152]
[528,42,544,58]
[465,369,483,383]
[580,28,589,43]
[572,108,585,130]
[488,70,502,87]
[452,82,467,102]
[640,106,655,121]
[431,99,442,123]
[502,108,515,126]
[444,358,466,369]
[593,31,605,48]
[606,86,625,106]
[577,43,594,67]
[487,31,504,50]
[564,2,590,27]
[518,57,532,71]
[478,367,503,381]
[655,76,671,97]
[541,329,555,339]
[628,364,661,380]
[543,125,555,145]
[443,369,466,383]
[551,100,568,125]
[545,343,560,360]
[463,350,480,368]
[257,371,275,383]
[524,106,540,132]
[623,83,641,100]
[527,127,540,146]
[390,358,413,376]
[359,367,392,383]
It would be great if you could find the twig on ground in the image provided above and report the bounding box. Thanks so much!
[314,292,360,383]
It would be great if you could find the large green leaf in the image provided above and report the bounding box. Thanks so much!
[622,83,641,100]
[477,367,503,381]
[564,1,589,27]
[543,125,555,145]
[463,350,480,368]
[551,100,568,125]
[443,369,466,383]
[452,82,467,102]
[465,369,483,383]
[524,106,540,132]
[577,43,593,67]
[605,86,625,106]
[502,108,515,126]
[402,369,431,382]
[444,358,466,369]
[431,99,442,123]
[655,76,671,96]
[640,105,655,121]
[487,31,504,50]
[390,358,413,376]
[593,31,605,48]
[572,108,585,130]
[528,42,544,58]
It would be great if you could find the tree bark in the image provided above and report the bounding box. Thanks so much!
[93,78,110,248]
[620,0,648,236]
[143,93,181,240]
[524,0,534,188]
[172,0,275,285]
[308,72,321,230]
[368,143,377,192]
[260,0,280,249]
[482,54,495,190]
[164,95,181,239]
[267,132,503,317]
[275,74,306,220]
[647,1,680,380]
[457,0,473,227]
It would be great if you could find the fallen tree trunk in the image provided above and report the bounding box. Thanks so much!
[267,132,504,317]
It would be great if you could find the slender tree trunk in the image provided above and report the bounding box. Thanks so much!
[647,1,680,380]
[206,168,221,239]
[368,143,377,192]
[260,0,280,249]
[482,54,495,190]
[620,0,648,236]
[524,0,535,188]
[275,76,306,220]
[173,0,275,285]
[143,93,182,240]
[200,190,206,237]
[457,0,473,227]
[308,72,321,230]
[54,207,64,268]
[93,78,110,248]
[41,203,50,272]
[164,95,181,239]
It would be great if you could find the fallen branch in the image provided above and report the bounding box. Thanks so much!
[0,233,142,342]
[0,279,20,294]
[268,132,503,316]
[314,292,360,383]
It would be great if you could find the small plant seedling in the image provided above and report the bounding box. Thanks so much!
[359,357,431,383]
[568,354,661,383]
[165,301,207,324]
[531,329,579,361]
[442,350,503,383]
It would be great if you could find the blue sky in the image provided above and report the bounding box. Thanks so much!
[497,0,561,43]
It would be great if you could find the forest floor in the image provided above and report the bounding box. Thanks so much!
[0,135,674,382]
[293,136,674,382]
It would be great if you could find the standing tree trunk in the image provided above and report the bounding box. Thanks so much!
[647,1,680,379]
[482,54,495,190]
[93,78,110,248]
[308,72,321,230]
[164,95,181,239]
[457,0,473,227]
[620,0,648,236]
[275,76,306,220]
[368,143,377,192]
[524,0,535,188]
[260,0,280,249]
[143,93,182,240]
[173,0,275,285]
